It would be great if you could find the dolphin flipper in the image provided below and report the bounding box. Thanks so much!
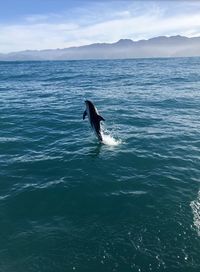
[98,115,105,121]
[83,110,87,120]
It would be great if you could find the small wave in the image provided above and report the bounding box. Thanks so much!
[190,190,200,236]
[0,194,10,201]
[110,190,147,196]
[0,136,23,143]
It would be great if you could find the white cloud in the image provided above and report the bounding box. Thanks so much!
[25,15,50,23]
[0,23,79,52]
[1,1,200,53]
[25,13,63,23]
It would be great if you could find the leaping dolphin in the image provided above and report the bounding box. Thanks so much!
[83,100,105,142]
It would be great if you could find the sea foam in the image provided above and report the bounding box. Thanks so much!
[191,190,200,236]
[101,128,121,146]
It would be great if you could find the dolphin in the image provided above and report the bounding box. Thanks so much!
[83,100,105,142]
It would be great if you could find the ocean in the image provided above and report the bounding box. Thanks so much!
[0,58,200,272]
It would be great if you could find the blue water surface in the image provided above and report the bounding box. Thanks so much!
[0,58,200,272]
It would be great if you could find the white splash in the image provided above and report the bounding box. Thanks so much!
[190,190,200,236]
[101,130,121,146]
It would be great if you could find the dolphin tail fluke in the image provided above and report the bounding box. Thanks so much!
[98,115,105,121]
[83,110,87,120]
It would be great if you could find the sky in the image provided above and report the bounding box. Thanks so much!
[1,0,200,53]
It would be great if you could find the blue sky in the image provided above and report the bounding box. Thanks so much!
[1,0,200,53]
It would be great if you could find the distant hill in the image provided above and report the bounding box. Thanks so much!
[1,35,200,61]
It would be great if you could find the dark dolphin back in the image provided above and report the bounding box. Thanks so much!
[85,100,103,142]
[86,100,96,114]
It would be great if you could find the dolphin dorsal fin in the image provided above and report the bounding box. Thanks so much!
[98,115,105,121]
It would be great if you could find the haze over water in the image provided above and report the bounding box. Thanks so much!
[0,58,200,271]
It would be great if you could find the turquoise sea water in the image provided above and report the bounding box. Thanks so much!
[0,58,200,272]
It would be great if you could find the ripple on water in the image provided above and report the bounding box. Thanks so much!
[108,190,147,196]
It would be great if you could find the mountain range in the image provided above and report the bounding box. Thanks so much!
[1,35,200,61]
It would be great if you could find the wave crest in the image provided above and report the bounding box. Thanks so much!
[191,190,200,236]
